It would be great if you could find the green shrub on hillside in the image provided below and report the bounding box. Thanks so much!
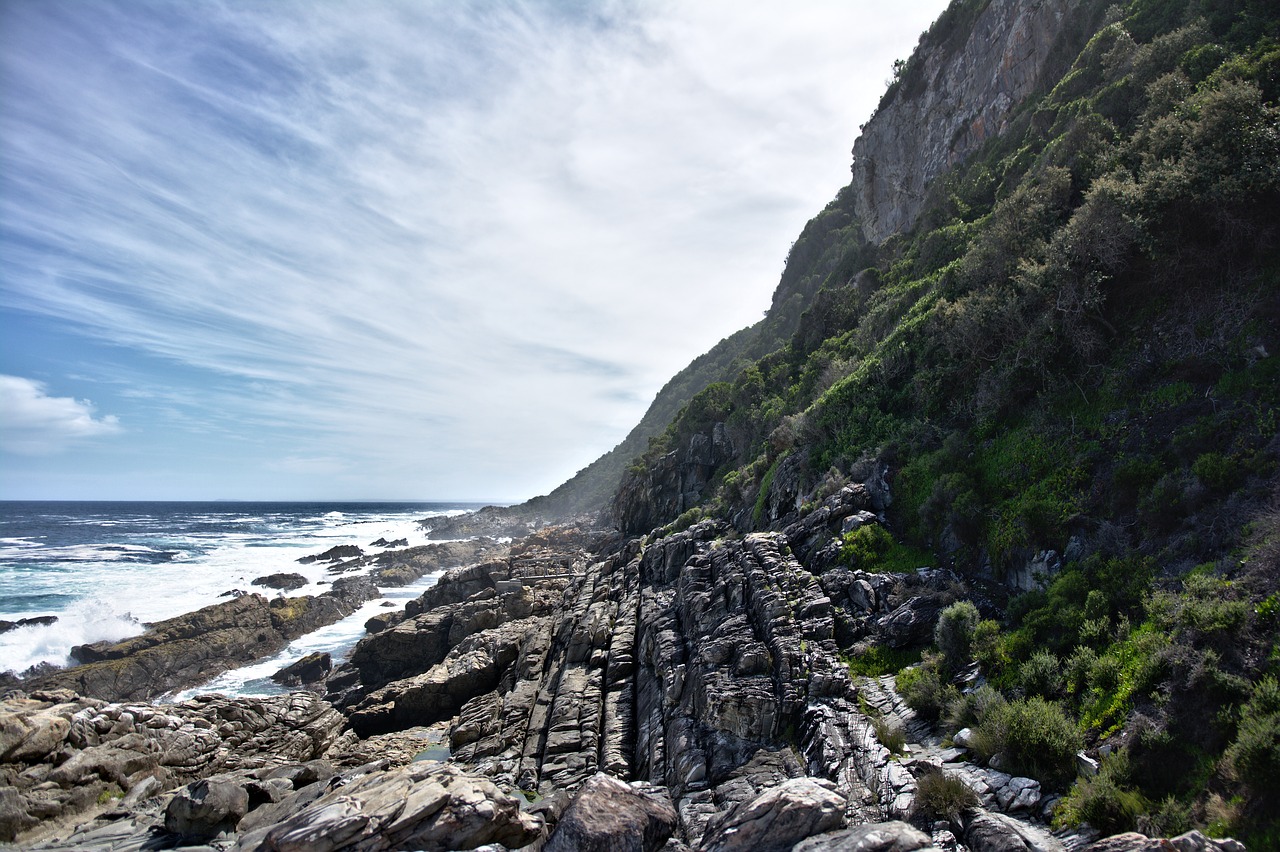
[975,697,1084,786]
[936,600,981,674]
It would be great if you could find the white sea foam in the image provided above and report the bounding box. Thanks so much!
[0,506,468,675]
[167,571,442,701]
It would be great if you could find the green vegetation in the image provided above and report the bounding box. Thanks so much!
[608,0,1280,838]
[914,770,980,821]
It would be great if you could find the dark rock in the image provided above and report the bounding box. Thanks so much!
[271,652,332,686]
[219,589,247,598]
[164,777,250,839]
[251,572,308,591]
[0,616,58,634]
[297,544,364,564]
[544,773,677,852]
[370,537,408,548]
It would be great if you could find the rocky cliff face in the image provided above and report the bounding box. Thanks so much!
[850,0,1092,243]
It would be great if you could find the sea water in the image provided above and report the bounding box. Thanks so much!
[0,501,482,695]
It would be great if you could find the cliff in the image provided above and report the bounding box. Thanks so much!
[850,0,1099,242]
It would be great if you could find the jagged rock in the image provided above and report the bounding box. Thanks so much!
[544,773,677,852]
[164,777,250,839]
[251,572,309,591]
[876,596,946,648]
[297,544,364,564]
[0,616,58,634]
[271,652,332,686]
[701,776,844,852]
[369,537,509,587]
[369,537,408,548]
[248,762,541,852]
[792,820,933,852]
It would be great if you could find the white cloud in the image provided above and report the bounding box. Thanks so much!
[0,0,948,498]
[0,376,122,455]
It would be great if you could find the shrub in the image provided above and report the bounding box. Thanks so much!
[872,717,907,754]
[915,770,980,820]
[936,600,981,674]
[1020,650,1063,699]
[897,657,959,721]
[976,697,1083,785]
[945,683,1006,732]
[1225,677,1280,793]
[839,524,894,567]
[845,645,922,677]
[1054,755,1146,834]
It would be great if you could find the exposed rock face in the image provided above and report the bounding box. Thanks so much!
[850,0,1093,243]
[613,422,735,535]
[33,577,379,702]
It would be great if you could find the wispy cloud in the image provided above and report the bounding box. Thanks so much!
[0,375,122,455]
[0,0,947,499]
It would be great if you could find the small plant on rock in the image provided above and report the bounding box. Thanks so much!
[915,770,979,820]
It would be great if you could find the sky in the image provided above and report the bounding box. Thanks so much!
[0,0,949,502]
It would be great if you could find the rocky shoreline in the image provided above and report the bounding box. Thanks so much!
[0,502,1247,850]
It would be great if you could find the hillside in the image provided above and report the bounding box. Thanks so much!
[610,0,1280,844]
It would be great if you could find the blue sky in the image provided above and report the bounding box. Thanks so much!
[0,0,948,501]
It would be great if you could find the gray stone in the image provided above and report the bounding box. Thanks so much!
[792,820,933,852]
[545,773,677,852]
[702,777,845,852]
[164,777,250,839]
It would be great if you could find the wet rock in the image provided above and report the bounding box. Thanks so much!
[271,652,332,686]
[251,572,308,591]
[297,544,364,564]
[544,772,677,852]
[0,616,58,634]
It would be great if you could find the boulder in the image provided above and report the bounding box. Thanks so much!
[271,652,332,686]
[164,777,250,839]
[793,820,933,852]
[297,544,364,564]
[702,777,845,852]
[544,773,677,852]
[254,762,541,852]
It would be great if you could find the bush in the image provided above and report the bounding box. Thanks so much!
[1055,756,1146,834]
[1225,677,1280,793]
[1020,650,1063,699]
[897,657,960,721]
[936,600,981,674]
[845,645,922,677]
[976,697,1083,786]
[915,770,980,820]
[838,524,894,567]
[872,717,907,754]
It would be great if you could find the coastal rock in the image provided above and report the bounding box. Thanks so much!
[544,773,677,852]
[369,537,509,587]
[251,572,309,591]
[271,652,332,686]
[36,576,379,702]
[250,762,542,852]
[0,616,58,635]
[164,777,250,839]
[297,544,364,564]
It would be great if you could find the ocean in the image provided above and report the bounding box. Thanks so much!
[0,500,482,698]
